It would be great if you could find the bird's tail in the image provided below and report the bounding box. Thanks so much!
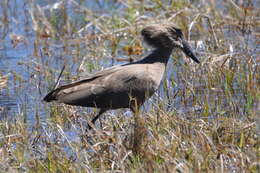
[43,89,58,102]
[43,65,66,102]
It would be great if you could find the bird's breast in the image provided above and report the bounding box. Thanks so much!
[145,63,166,88]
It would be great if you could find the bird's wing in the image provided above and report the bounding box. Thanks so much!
[43,64,127,103]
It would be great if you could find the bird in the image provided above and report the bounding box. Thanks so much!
[43,23,200,129]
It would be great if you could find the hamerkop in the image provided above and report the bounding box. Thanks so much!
[44,24,200,129]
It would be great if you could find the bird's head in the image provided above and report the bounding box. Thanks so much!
[141,24,200,63]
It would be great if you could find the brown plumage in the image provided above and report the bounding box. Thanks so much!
[44,23,200,129]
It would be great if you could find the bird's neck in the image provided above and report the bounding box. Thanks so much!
[141,48,172,64]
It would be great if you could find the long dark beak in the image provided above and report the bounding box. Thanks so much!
[180,39,200,64]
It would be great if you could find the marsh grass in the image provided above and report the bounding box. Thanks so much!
[0,0,259,172]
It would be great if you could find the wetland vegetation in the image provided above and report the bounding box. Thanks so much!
[0,0,259,172]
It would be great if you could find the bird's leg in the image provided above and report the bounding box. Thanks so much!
[130,99,147,155]
[87,109,107,130]
[130,98,140,122]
